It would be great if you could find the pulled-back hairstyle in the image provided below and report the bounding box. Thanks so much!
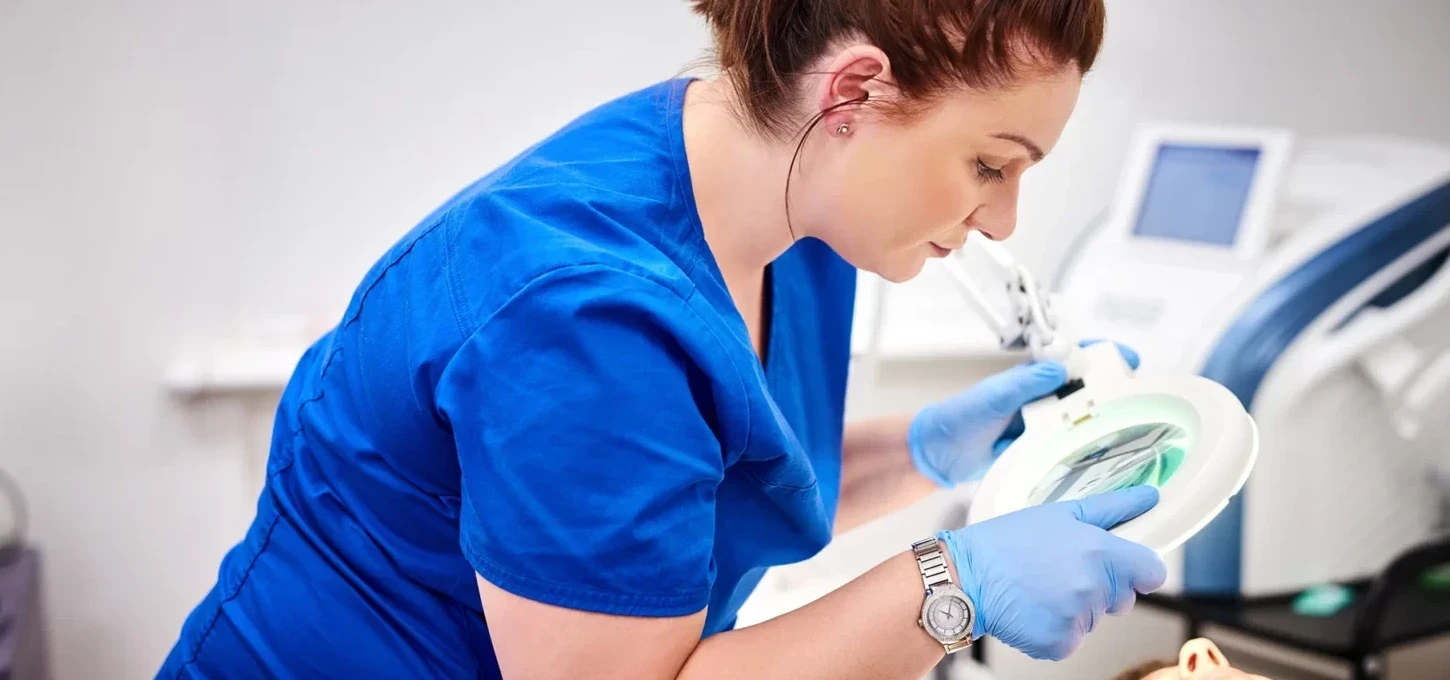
[690,0,1106,137]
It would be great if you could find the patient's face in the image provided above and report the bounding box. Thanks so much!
[1139,639,1272,680]
[1142,668,1270,680]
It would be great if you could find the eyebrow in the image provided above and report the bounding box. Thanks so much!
[991,132,1045,162]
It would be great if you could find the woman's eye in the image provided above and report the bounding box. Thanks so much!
[975,159,1006,184]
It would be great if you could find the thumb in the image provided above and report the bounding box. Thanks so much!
[1070,486,1160,529]
[973,361,1068,418]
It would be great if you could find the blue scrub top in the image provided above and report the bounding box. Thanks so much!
[160,78,857,679]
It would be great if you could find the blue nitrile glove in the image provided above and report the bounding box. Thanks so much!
[937,486,1168,661]
[908,340,1139,487]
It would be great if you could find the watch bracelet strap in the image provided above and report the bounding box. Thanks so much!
[911,537,954,590]
[943,638,971,653]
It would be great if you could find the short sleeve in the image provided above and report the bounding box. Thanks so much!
[438,265,732,617]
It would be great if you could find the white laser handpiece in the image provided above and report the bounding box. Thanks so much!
[940,238,1089,379]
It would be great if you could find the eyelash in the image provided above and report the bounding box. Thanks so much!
[975,159,1006,184]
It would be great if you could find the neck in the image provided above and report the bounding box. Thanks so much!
[681,79,801,281]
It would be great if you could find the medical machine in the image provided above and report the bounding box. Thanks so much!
[1053,125,1450,597]
[0,470,49,679]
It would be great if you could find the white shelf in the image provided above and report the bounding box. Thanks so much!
[165,268,1000,396]
[164,342,309,397]
[850,268,1009,361]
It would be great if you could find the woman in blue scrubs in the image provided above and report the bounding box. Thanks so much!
[161,1,1168,678]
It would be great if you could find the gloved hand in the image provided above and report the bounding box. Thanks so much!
[938,486,1168,661]
[908,340,1139,487]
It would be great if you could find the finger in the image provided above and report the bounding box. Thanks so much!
[1043,628,1085,662]
[1078,338,1140,370]
[990,412,1025,458]
[1104,535,1167,613]
[975,361,1068,417]
[1070,486,1159,529]
[1101,547,1131,615]
[1107,579,1131,611]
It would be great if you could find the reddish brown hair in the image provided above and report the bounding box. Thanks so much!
[690,0,1106,137]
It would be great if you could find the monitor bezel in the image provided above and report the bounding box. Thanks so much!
[1108,124,1294,263]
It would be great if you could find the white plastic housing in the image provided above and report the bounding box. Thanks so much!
[967,342,1260,555]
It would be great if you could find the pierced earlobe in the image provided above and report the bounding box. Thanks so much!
[835,123,851,136]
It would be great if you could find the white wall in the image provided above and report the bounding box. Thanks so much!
[0,2,709,678]
[2,1,1448,679]
[1015,0,1450,274]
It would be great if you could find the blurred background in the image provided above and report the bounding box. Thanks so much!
[2,1,1449,678]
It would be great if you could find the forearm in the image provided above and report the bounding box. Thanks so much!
[679,550,948,680]
[835,415,939,534]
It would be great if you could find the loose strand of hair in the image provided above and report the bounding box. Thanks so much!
[782,93,868,241]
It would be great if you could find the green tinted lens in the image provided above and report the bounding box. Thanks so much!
[1028,422,1189,505]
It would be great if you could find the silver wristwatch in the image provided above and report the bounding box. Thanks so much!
[912,537,974,653]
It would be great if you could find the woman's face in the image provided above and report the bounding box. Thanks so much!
[802,67,1082,283]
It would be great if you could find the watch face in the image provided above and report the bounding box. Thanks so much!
[922,590,972,641]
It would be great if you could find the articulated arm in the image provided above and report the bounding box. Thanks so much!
[940,239,1087,378]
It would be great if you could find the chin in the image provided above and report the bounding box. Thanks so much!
[872,255,929,284]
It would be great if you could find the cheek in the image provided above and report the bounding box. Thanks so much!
[837,143,966,245]
[896,138,978,232]
[815,148,908,252]
[806,135,974,279]
[917,163,976,231]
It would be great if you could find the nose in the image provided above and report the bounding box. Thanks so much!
[971,179,1019,240]
[1178,638,1231,677]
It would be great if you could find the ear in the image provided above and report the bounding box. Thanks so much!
[813,44,893,130]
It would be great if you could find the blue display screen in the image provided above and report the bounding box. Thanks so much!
[1132,144,1262,247]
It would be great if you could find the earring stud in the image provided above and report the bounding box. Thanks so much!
[836,123,851,136]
